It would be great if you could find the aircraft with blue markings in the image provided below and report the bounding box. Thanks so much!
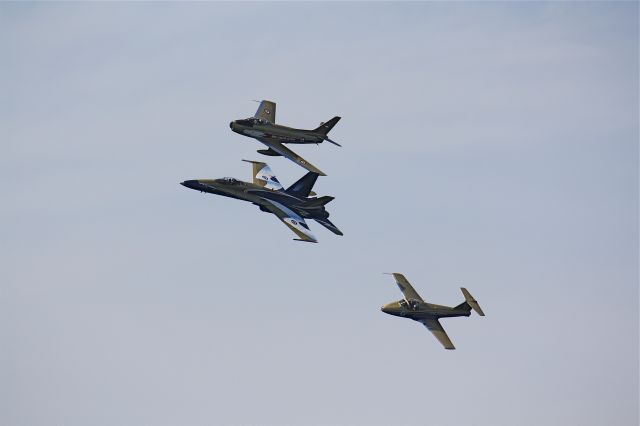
[181,160,342,243]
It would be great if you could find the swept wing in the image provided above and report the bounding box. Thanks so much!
[421,319,455,350]
[258,138,326,176]
[259,199,318,243]
[387,273,424,302]
[254,100,276,123]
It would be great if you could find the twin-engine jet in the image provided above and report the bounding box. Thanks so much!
[229,100,341,176]
[381,273,485,350]
[180,160,342,243]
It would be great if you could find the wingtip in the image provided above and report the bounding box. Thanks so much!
[293,238,318,243]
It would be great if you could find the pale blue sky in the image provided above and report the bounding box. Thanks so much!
[1,2,638,426]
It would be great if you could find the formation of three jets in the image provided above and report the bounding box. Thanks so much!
[181,101,484,349]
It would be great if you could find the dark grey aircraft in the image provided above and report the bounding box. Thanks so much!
[381,273,485,350]
[229,100,341,176]
[180,160,342,243]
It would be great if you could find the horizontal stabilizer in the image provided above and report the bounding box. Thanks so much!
[298,196,334,209]
[461,288,485,316]
[314,217,343,236]
[324,137,341,147]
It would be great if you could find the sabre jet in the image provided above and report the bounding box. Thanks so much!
[180,160,342,243]
[229,100,341,176]
[381,273,485,350]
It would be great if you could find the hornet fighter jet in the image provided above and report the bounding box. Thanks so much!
[381,273,485,350]
[229,100,341,176]
[180,160,342,243]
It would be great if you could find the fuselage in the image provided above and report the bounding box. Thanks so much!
[180,178,329,220]
[381,300,471,322]
[230,118,324,144]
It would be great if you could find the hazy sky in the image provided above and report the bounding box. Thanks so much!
[2,2,638,426]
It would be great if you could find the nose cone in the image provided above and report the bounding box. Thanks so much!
[181,180,199,190]
[229,121,234,129]
[381,303,393,314]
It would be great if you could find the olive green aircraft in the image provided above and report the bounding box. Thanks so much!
[229,100,341,176]
[381,273,485,350]
[180,160,342,243]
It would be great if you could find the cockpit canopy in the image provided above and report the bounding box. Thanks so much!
[219,177,239,184]
[233,117,270,127]
[399,299,420,310]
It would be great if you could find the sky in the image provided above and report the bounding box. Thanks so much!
[1,2,638,426]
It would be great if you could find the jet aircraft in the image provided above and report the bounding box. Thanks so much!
[229,100,341,176]
[381,273,485,350]
[180,160,342,243]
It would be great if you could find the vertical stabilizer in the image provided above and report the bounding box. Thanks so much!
[285,171,319,198]
[314,116,341,134]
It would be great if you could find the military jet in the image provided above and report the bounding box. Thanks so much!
[180,160,342,243]
[229,100,341,176]
[381,273,485,350]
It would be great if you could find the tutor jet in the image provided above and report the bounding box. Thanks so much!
[180,160,342,243]
[381,273,485,350]
[229,100,341,176]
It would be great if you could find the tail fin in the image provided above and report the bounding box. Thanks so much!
[242,160,283,191]
[285,171,319,198]
[461,288,485,316]
[313,116,341,135]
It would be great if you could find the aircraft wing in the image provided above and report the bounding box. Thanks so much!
[259,199,318,243]
[387,273,424,302]
[421,319,456,350]
[258,138,327,176]
[255,100,276,123]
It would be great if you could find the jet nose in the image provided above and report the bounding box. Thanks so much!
[381,305,388,313]
[181,180,198,190]
[229,121,234,129]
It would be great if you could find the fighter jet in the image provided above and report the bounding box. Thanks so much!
[381,273,485,350]
[229,100,341,176]
[180,160,342,243]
